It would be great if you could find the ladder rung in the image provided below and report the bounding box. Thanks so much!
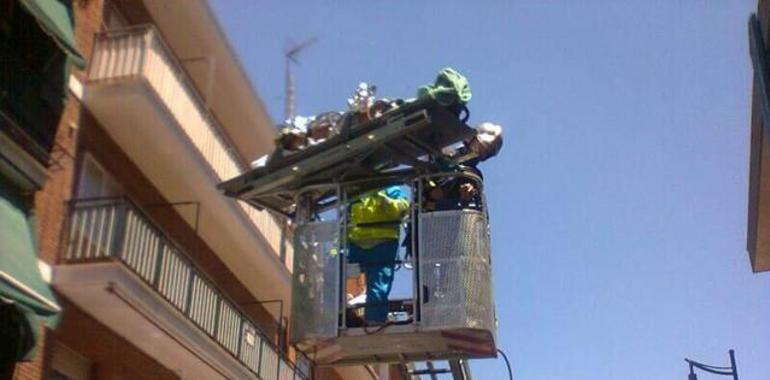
[410,368,451,375]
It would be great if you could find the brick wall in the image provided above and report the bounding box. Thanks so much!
[12,1,106,379]
[33,0,104,266]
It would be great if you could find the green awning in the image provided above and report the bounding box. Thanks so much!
[19,0,86,68]
[0,181,60,328]
[0,180,60,361]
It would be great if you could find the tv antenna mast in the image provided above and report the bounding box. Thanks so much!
[284,37,317,121]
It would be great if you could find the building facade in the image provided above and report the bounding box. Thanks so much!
[1,0,378,378]
[748,0,770,274]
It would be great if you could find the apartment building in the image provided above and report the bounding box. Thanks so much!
[1,0,376,379]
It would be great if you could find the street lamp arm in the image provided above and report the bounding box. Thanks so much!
[685,359,733,372]
[683,350,738,380]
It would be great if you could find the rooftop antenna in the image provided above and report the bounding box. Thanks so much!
[284,37,317,121]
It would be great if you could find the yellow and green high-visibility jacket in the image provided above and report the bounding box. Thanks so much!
[348,187,409,249]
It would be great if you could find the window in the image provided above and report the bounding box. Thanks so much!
[76,154,121,199]
[102,1,127,31]
[0,0,68,159]
[48,343,91,380]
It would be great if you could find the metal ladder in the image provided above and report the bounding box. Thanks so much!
[398,359,473,380]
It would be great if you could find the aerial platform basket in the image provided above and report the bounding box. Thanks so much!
[289,192,496,366]
[218,99,497,366]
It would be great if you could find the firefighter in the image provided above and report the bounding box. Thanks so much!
[426,122,504,211]
[347,186,410,323]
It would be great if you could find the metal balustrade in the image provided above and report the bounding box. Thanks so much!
[61,197,310,380]
[87,25,291,270]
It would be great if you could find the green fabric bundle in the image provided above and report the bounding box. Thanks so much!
[417,67,472,107]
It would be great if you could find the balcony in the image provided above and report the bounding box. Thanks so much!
[55,198,311,380]
[82,25,292,303]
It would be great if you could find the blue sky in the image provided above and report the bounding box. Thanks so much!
[211,1,770,378]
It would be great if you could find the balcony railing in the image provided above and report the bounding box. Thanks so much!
[86,25,291,270]
[61,197,311,380]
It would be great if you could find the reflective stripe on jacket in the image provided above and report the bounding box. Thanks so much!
[348,187,409,249]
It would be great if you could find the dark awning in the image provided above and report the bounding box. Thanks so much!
[19,0,86,68]
[0,182,60,330]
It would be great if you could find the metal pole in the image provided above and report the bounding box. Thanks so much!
[339,187,348,331]
[285,56,294,120]
[239,299,284,348]
[284,37,317,121]
[729,350,738,380]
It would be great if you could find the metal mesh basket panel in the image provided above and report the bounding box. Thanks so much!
[290,220,340,346]
[419,210,494,332]
[418,209,490,261]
